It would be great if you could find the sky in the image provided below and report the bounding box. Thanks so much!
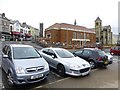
[0,0,119,35]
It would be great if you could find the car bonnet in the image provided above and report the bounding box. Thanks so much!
[13,58,48,69]
[61,57,90,66]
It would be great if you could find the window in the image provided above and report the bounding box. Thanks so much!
[8,50,12,59]
[48,49,55,56]
[42,49,49,54]
[82,50,92,56]
[75,50,83,55]
[13,47,40,59]
[46,33,51,38]
[2,46,8,54]
[84,33,86,39]
[73,32,76,39]
[77,33,81,39]
[96,22,98,26]
[55,49,74,58]
[87,34,89,39]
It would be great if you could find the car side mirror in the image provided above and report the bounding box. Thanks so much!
[73,53,77,57]
[51,54,57,59]
[3,55,8,58]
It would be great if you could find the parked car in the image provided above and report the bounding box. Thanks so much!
[2,44,49,86]
[72,48,109,69]
[39,48,91,77]
[102,51,113,64]
[110,46,120,55]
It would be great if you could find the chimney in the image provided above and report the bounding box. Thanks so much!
[74,19,77,25]
[2,13,5,18]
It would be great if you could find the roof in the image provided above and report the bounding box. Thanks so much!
[102,25,111,29]
[9,44,33,48]
[95,17,102,22]
[46,23,95,33]
[83,48,100,51]
[42,47,66,51]
[0,13,10,21]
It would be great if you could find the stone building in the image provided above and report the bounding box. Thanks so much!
[95,17,112,45]
[0,13,11,40]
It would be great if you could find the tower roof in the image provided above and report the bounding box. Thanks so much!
[95,17,102,22]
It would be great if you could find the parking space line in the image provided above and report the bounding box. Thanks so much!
[34,69,99,89]
[35,77,71,89]
[50,71,61,78]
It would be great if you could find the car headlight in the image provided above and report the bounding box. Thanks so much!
[16,67,25,74]
[69,64,80,68]
[44,64,49,70]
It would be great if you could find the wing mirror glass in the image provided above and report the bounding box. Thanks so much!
[3,55,8,58]
[51,54,57,59]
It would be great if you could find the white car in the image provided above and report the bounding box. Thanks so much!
[39,48,91,76]
[102,51,113,64]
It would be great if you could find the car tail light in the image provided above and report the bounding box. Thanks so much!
[98,57,102,61]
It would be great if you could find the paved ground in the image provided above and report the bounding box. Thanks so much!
[35,61,119,88]
[0,41,119,90]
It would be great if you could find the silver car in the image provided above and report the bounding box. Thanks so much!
[40,48,91,76]
[2,44,49,86]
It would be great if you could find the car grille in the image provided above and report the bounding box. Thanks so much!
[26,66,44,73]
[80,68,90,73]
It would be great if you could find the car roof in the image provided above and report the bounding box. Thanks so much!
[43,47,66,51]
[8,44,33,48]
[83,48,100,51]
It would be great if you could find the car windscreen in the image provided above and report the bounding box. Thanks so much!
[96,50,106,57]
[55,49,74,58]
[13,47,41,59]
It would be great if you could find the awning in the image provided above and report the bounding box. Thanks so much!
[12,31,21,35]
[72,39,90,42]
[25,33,32,37]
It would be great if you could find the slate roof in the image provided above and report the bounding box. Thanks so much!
[46,23,95,33]
[95,17,102,22]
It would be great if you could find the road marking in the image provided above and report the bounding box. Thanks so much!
[35,77,71,89]
[51,71,61,77]
[35,69,97,89]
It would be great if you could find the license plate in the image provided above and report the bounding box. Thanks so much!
[104,61,108,64]
[31,74,43,79]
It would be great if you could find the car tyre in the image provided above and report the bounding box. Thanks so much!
[57,64,65,77]
[89,60,96,69]
[7,72,14,87]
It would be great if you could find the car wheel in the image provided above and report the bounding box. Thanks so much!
[89,60,96,69]
[57,64,65,77]
[7,72,14,86]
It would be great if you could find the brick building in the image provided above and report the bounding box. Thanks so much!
[45,23,96,48]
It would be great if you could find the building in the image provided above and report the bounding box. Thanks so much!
[29,25,39,40]
[39,23,43,37]
[95,17,112,45]
[112,34,118,45]
[0,13,11,40]
[45,23,96,48]
[10,20,32,41]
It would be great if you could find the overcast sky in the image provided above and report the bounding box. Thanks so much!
[0,0,119,34]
